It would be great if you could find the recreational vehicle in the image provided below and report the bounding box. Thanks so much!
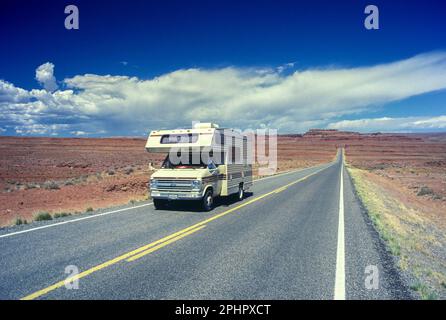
[145,123,253,211]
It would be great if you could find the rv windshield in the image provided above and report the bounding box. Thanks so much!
[161,151,225,169]
[161,153,207,169]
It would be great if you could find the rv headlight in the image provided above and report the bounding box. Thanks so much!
[150,179,158,189]
[191,180,202,190]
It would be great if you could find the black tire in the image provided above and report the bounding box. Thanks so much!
[236,185,245,201]
[201,189,214,211]
[153,199,167,210]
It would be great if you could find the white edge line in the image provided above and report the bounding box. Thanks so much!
[0,202,153,239]
[334,150,346,300]
[0,161,333,240]
[254,164,327,182]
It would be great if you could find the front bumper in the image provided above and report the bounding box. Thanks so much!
[150,190,203,200]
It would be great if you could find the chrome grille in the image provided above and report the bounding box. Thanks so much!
[156,179,194,192]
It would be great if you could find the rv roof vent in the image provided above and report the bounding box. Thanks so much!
[193,123,219,129]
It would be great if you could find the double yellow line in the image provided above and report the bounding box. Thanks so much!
[21,164,331,300]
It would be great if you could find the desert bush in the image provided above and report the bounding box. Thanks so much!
[123,166,134,175]
[86,207,94,212]
[43,181,60,190]
[53,212,71,219]
[371,164,387,170]
[64,179,75,186]
[34,212,53,221]
[15,217,27,225]
[107,170,115,175]
[410,281,437,300]
[417,186,434,196]
[24,183,38,190]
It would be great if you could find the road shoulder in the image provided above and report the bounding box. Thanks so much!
[343,164,414,299]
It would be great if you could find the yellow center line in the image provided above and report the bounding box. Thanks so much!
[274,186,287,193]
[20,163,332,300]
[126,225,206,262]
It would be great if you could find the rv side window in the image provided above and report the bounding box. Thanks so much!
[231,146,236,163]
[230,146,242,164]
[243,137,248,164]
[229,136,243,164]
[160,133,199,144]
[211,150,225,165]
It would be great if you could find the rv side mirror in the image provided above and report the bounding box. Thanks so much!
[207,161,218,174]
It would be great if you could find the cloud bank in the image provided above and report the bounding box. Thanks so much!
[1,52,446,136]
[327,115,446,132]
[35,62,58,92]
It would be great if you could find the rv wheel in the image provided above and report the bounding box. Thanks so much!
[202,189,214,211]
[153,199,167,210]
[237,185,244,201]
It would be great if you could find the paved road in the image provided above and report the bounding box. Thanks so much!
[0,150,411,300]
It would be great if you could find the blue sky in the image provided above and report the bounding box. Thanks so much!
[1,0,445,136]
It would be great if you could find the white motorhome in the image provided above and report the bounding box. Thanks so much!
[145,123,253,210]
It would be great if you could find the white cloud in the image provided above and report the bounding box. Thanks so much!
[0,80,30,103]
[412,115,446,128]
[14,124,69,135]
[70,130,88,136]
[35,62,58,92]
[327,115,446,132]
[1,51,446,135]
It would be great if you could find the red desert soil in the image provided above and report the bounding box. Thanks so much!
[344,132,446,228]
[1,130,445,227]
[0,137,161,225]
